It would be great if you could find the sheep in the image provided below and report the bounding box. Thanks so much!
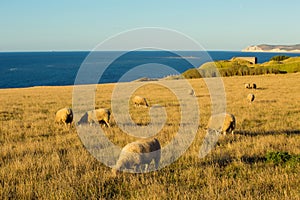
[247,93,255,103]
[55,108,73,126]
[207,113,236,135]
[244,83,251,89]
[77,108,110,127]
[252,83,257,89]
[188,89,195,96]
[112,138,161,176]
[132,95,149,107]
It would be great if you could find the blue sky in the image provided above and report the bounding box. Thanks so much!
[1,0,299,51]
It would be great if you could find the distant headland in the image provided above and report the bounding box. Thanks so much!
[243,44,300,53]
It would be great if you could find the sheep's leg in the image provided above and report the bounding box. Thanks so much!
[135,164,142,173]
[228,127,234,135]
[143,164,149,172]
[154,154,161,170]
[230,127,234,135]
[105,120,110,127]
[139,164,146,172]
[64,122,70,129]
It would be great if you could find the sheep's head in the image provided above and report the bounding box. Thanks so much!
[111,166,123,177]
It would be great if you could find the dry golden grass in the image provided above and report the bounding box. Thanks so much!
[0,73,300,199]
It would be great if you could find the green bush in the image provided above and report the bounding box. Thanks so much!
[270,55,290,61]
[265,151,300,166]
[270,68,279,74]
[182,68,202,79]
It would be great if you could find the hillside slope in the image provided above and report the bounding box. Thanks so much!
[182,56,300,78]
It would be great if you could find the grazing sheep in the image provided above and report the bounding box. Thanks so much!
[207,113,236,135]
[55,108,73,126]
[112,138,161,175]
[132,96,149,107]
[188,89,195,96]
[252,83,257,89]
[77,108,110,127]
[247,93,255,103]
[244,83,251,89]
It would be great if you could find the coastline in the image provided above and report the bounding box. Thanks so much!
[243,44,300,53]
[2,51,300,89]
[242,50,300,53]
[0,72,298,91]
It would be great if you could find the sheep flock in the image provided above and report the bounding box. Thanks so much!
[53,80,263,174]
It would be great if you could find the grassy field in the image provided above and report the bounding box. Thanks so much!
[261,56,300,73]
[0,73,300,199]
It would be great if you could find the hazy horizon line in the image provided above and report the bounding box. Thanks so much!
[0,49,246,53]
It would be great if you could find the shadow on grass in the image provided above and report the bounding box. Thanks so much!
[254,87,268,90]
[234,129,300,137]
[257,99,277,103]
[195,94,210,98]
[240,155,267,164]
[200,155,267,168]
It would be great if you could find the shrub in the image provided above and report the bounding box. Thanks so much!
[265,151,300,166]
[182,68,202,79]
[270,55,290,61]
[270,68,280,74]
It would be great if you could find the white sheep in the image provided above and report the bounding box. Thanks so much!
[132,95,149,107]
[244,83,251,89]
[112,138,161,175]
[247,93,255,103]
[77,108,110,127]
[55,108,73,126]
[207,113,236,135]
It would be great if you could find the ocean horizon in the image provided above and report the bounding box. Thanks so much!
[1,50,300,89]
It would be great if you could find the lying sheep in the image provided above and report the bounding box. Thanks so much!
[207,113,236,135]
[112,138,161,175]
[55,108,73,126]
[244,83,251,89]
[132,95,149,107]
[247,93,255,103]
[77,108,110,127]
[188,89,195,96]
[252,83,257,89]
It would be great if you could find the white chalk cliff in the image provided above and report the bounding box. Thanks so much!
[243,44,300,53]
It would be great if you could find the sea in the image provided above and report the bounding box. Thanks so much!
[1,51,300,89]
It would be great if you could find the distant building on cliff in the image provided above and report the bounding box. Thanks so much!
[230,57,257,64]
